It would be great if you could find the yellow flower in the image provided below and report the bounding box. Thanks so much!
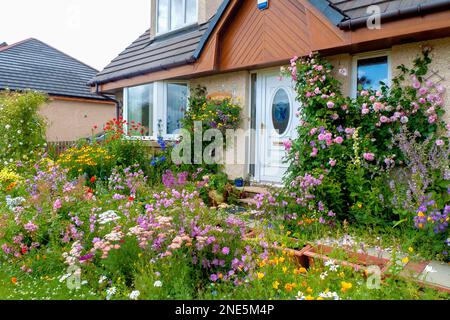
[297,267,307,274]
[282,266,288,274]
[408,247,414,253]
[401,257,409,264]
[279,256,285,263]
[259,260,266,268]
[285,283,296,291]
[257,272,265,280]
[317,297,324,301]
[341,281,352,293]
[306,287,313,294]
[418,211,425,217]
[305,295,314,300]
[273,281,280,290]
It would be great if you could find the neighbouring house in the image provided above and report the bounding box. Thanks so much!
[90,0,450,184]
[0,38,115,142]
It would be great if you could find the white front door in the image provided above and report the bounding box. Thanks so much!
[256,70,299,183]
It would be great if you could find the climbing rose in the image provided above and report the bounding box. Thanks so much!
[363,153,375,161]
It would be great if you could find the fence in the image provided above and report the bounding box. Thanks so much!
[46,141,76,157]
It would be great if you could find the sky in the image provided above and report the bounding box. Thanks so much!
[0,0,151,70]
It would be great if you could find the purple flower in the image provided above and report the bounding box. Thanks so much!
[222,247,230,255]
[210,274,218,282]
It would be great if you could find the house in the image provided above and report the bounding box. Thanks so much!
[0,38,115,142]
[90,0,450,184]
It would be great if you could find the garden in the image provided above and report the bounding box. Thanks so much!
[0,48,449,301]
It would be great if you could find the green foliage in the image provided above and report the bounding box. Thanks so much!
[0,90,47,167]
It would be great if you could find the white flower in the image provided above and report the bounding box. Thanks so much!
[98,210,120,225]
[17,130,21,134]
[129,290,140,300]
[153,280,162,288]
[5,124,10,130]
[99,275,108,284]
[320,272,328,280]
[295,291,305,300]
[106,287,117,300]
[424,265,437,273]
[324,259,336,267]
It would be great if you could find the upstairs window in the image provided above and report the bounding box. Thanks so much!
[157,0,198,34]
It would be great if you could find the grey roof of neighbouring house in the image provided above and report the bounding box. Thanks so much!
[90,21,211,86]
[0,38,106,100]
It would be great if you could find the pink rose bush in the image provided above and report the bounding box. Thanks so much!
[275,50,449,256]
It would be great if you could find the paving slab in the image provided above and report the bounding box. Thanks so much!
[418,261,450,289]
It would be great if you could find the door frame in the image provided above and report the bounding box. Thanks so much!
[253,67,294,184]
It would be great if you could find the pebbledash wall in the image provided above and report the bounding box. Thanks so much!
[40,98,115,142]
[191,71,251,179]
[189,36,450,179]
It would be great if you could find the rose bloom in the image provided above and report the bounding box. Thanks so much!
[329,159,337,167]
[334,136,344,144]
[363,153,375,161]
[436,139,444,146]
[327,101,335,109]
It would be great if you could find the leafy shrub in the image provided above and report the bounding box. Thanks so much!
[0,90,47,167]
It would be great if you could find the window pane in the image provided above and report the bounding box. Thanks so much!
[272,89,290,135]
[357,56,388,92]
[171,0,184,30]
[186,0,198,25]
[167,83,188,134]
[127,84,153,136]
[157,0,169,33]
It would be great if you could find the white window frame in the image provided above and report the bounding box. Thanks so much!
[351,50,392,98]
[163,81,190,140]
[156,0,199,35]
[123,80,189,141]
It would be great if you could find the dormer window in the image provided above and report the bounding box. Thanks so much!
[157,0,198,34]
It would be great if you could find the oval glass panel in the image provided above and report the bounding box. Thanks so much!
[272,89,290,135]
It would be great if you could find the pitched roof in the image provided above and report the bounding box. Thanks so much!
[92,0,450,86]
[0,38,105,100]
[310,0,450,29]
[90,21,210,86]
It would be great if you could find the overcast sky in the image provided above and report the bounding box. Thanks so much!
[0,0,151,70]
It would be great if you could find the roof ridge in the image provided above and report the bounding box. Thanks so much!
[0,38,35,52]
[27,38,99,72]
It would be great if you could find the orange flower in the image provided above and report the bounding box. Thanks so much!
[11,277,17,284]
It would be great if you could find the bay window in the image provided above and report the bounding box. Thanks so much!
[157,0,198,34]
[123,81,188,139]
[125,84,153,136]
[166,83,188,134]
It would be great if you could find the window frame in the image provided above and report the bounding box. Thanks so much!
[351,50,392,98]
[156,0,199,35]
[123,80,189,141]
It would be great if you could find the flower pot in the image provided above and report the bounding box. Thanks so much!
[234,178,244,188]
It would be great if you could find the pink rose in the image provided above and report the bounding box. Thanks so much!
[327,101,335,109]
[329,159,336,167]
[334,136,344,144]
[283,140,292,151]
[363,153,375,161]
